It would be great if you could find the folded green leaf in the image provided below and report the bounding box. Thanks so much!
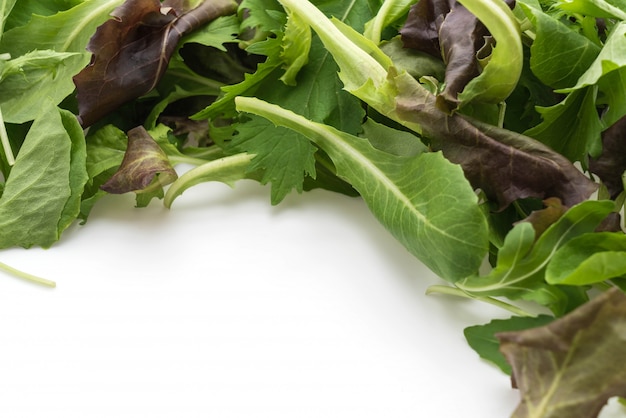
[100,126,178,195]
[498,288,626,418]
[236,96,489,281]
[546,232,626,285]
[0,103,87,248]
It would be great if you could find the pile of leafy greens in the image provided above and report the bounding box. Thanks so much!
[1,0,626,415]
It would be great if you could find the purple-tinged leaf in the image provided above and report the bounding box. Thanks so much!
[589,115,626,199]
[394,73,597,209]
[101,126,177,194]
[497,288,626,418]
[74,0,238,127]
[399,0,514,111]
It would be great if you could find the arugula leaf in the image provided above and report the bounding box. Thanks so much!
[498,288,626,418]
[0,103,87,248]
[236,96,489,281]
[524,86,603,165]
[464,315,555,374]
[518,2,601,89]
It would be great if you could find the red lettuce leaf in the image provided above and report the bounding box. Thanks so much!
[73,0,238,127]
[497,288,626,418]
[399,0,514,111]
[100,126,177,194]
[394,74,597,208]
[589,115,626,199]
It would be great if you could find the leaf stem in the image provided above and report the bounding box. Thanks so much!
[0,261,56,287]
[426,284,536,317]
[0,108,15,166]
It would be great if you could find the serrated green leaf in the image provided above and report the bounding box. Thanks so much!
[229,115,317,204]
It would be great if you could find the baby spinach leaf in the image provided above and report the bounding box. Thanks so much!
[524,86,603,165]
[236,96,489,281]
[498,288,626,418]
[546,232,626,285]
[519,2,601,89]
[455,200,614,304]
[464,315,555,374]
[0,103,87,249]
[74,0,239,127]
[558,22,626,92]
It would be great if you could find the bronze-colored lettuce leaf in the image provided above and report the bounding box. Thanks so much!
[101,126,177,194]
[497,288,626,418]
[74,0,238,127]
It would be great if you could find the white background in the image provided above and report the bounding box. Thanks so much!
[0,179,623,417]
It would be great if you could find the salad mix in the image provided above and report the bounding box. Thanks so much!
[1,0,626,415]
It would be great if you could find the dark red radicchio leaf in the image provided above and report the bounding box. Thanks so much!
[101,126,177,194]
[589,115,626,199]
[399,0,514,112]
[394,72,597,209]
[74,0,238,128]
[497,288,626,418]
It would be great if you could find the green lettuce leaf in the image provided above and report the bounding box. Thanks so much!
[0,103,87,248]
[236,96,489,281]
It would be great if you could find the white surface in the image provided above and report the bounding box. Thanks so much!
[0,180,622,417]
